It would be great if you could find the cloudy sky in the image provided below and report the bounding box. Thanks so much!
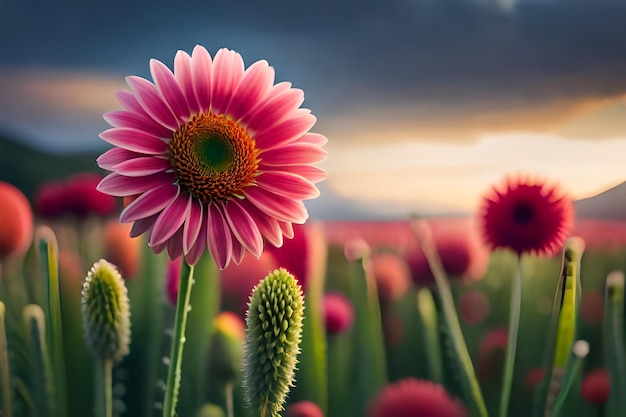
[2,0,626,214]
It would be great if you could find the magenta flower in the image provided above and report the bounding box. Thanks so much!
[97,46,326,268]
[480,174,573,256]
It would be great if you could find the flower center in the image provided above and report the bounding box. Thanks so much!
[169,113,259,204]
[512,202,534,225]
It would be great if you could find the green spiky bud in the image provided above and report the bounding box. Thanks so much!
[81,259,131,363]
[243,268,305,417]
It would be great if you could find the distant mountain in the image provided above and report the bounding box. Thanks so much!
[0,131,105,200]
[574,181,626,219]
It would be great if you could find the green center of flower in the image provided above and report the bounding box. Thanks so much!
[512,202,534,225]
[169,113,259,204]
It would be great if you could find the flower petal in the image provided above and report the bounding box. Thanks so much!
[206,203,233,270]
[238,199,283,248]
[256,171,319,200]
[224,199,263,258]
[285,165,327,184]
[244,86,304,132]
[280,221,295,239]
[97,172,173,197]
[149,193,191,247]
[167,227,185,260]
[230,232,246,265]
[244,187,309,224]
[130,213,158,238]
[97,148,145,171]
[150,58,190,122]
[104,109,172,139]
[100,127,169,155]
[191,45,213,113]
[174,50,200,114]
[126,75,180,131]
[210,48,245,114]
[120,183,179,223]
[260,143,327,166]
[299,132,328,147]
[183,199,203,254]
[226,59,275,121]
[114,156,171,177]
[185,214,207,266]
[255,110,316,150]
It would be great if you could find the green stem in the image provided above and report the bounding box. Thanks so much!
[415,221,487,417]
[105,359,113,417]
[416,288,444,385]
[498,256,523,417]
[162,262,195,417]
[225,383,234,417]
[0,302,13,417]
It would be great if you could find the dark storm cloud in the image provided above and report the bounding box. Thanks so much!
[1,0,626,137]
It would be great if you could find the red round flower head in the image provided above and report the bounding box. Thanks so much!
[370,252,411,302]
[34,181,67,220]
[523,366,547,392]
[581,368,611,405]
[65,172,117,218]
[0,181,33,260]
[96,46,326,268]
[286,401,323,417]
[264,223,326,290]
[580,289,604,325]
[323,291,354,335]
[480,175,573,256]
[407,218,489,285]
[477,327,508,381]
[369,378,467,417]
[459,290,490,325]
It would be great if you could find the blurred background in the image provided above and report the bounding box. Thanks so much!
[1,0,626,219]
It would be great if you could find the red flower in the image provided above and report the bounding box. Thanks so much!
[477,327,508,381]
[323,292,354,335]
[407,218,489,285]
[459,290,490,325]
[286,401,324,417]
[581,368,611,404]
[34,181,67,220]
[0,181,33,260]
[370,252,411,302]
[369,378,467,417]
[480,175,573,256]
[65,172,117,218]
[523,367,547,392]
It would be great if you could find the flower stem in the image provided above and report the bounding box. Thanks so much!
[163,262,195,417]
[412,220,487,417]
[225,382,234,417]
[498,255,523,417]
[96,359,114,417]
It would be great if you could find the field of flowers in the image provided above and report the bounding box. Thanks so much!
[0,45,624,417]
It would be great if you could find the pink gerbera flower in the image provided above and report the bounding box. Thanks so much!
[369,378,467,417]
[97,46,326,268]
[479,175,573,256]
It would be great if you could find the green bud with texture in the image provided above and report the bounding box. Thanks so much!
[81,259,131,363]
[243,268,305,417]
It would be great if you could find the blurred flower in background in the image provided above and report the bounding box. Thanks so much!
[0,180,33,261]
[368,378,467,417]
